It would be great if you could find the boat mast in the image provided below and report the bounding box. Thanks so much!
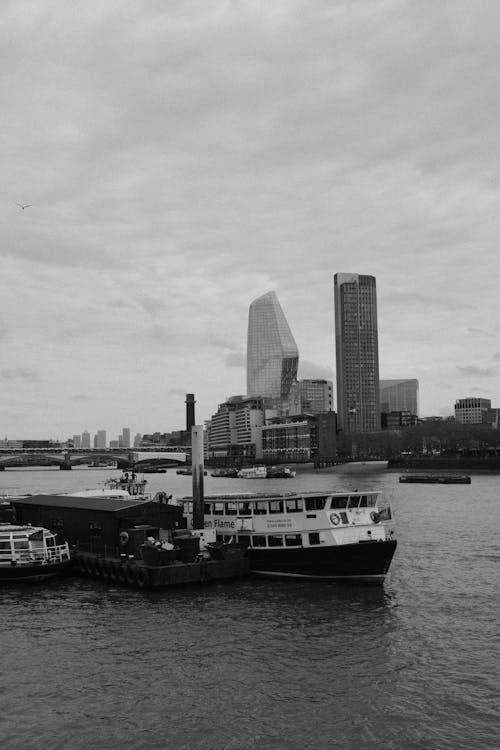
[191,425,205,530]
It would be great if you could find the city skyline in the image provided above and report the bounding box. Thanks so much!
[1,3,499,438]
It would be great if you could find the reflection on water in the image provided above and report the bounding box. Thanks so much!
[0,468,498,749]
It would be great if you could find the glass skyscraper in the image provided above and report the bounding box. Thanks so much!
[247,291,299,400]
[334,273,380,433]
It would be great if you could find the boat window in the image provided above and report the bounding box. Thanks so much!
[237,537,251,548]
[89,522,102,536]
[213,502,224,516]
[251,535,267,547]
[254,502,267,515]
[348,496,360,508]
[46,537,55,547]
[367,495,377,507]
[13,539,29,550]
[305,496,327,511]
[330,496,349,509]
[269,500,283,514]
[285,498,303,513]
[359,495,368,507]
[285,534,302,547]
[238,501,254,515]
[308,532,320,545]
[0,541,11,551]
[225,502,238,515]
[268,535,283,547]
[204,503,212,514]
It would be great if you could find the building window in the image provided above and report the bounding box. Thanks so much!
[285,498,303,513]
[308,533,320,545]
[251,535,267,547]
[268,535,284,547]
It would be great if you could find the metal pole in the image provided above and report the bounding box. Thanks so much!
[191,425,205,530]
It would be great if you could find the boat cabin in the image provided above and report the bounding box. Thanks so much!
[182,491,392,548]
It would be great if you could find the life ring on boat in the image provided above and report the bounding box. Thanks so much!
[134,567,150,589]
[370,511,380,524]
[119,530,129,546]
[330,513,341,525]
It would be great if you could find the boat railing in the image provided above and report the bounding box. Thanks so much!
[0,542,70,564]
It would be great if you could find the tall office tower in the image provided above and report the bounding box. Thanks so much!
[380,379,419,416]
[96,430,107,449]
[334,273,380,433]
[121,427,131,448]
[247,291,299,400]
[81,430,91,449]
[185,394,196,432]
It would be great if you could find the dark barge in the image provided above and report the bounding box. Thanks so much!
[399,474,471,484]
[8,494,248,589]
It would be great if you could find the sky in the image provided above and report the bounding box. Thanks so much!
[2,0,499,440]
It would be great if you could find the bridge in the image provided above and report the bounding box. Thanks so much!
[0,449,187,471]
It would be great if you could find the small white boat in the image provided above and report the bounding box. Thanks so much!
[237,466,267,479]
[63,475,149,500]
[0,523,71,582]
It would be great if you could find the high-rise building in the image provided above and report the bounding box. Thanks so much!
[95,430,107,449]
[334,273,380,433]
[297,379,334,414]
[81,430,91,449]
[380,379,419,416]
[72,434,81,449]
[121,427,131,448]
[247,291,299,401]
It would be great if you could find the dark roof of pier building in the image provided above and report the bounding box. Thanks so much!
[9,494,157,513]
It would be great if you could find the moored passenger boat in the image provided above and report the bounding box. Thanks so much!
[237,466,267,479]
[0,522,71,582]
[183,490,397,584]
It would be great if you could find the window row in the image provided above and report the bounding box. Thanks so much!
[204,494,377,515]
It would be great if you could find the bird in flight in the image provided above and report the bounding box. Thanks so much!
[16,203,32,210]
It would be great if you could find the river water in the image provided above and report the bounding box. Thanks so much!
[0,467,498,749]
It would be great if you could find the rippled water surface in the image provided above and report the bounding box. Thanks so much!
[1,468,499,749]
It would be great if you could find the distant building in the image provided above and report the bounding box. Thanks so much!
[247,291,299,402]
[121,428,131,449]
[262,415,320,463]
[72,434,81,449]
[95,430,107,449]
[334,273,380,433]
[454,398,491,424]
[208,395,265,461]
[297,379,333,414]
[81,430,91,449]
[381,411,418,429]
[133,433,142,447]
[380,379,419,416]
[109,440,119,448]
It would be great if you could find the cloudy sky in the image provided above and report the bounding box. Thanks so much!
[2,0,499,440]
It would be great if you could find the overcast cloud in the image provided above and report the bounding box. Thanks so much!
[2,0,499,439]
